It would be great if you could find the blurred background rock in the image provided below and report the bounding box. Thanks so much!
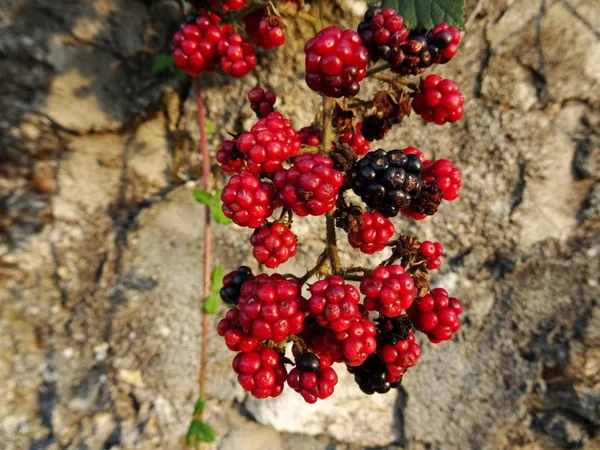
[0,0,599,449]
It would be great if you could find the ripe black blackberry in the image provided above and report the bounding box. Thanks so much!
[220,266,254,305]
[357,6,408,63]
[350,149,423,218]
[347,354,402,394]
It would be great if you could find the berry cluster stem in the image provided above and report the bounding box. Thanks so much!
[325,211,342,272]
[195,76,211,415]
[365,62,390,77]
[321,95,333,152]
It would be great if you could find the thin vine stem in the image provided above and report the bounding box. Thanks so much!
[325,211,342,272]
[366,62,390,77]
[194,76,211,417]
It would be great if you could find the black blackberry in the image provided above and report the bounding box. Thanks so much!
[219,266,254,305]
[408,181,444,216]
[347,354,402,395]
[375,315,413,346]
[350,149,423,217]
[296,353,321,373]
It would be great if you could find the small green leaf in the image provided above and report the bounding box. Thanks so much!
[186,419,215,445]
[210,265,225,293]
[192,397,205,416]
[211,204,232,225]
[176,68,188,80]
[193,189,214,206]
[205,120,214,135]
[152,54,175,74]
[204,293,220,315]
[383,0,465,30]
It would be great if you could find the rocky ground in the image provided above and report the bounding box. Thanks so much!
[1,0,599,449]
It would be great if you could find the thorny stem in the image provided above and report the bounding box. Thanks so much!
[194,77,211,421]
[325,212,342,273]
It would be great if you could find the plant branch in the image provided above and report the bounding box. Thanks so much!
[321,96,333,152]
[298,250,328,284]
[279,4,318,25]
[366,62,390,77]
[194,76,211,419]
[325,212,342,272]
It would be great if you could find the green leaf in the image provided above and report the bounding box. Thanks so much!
[152,54,175,74]
[193,189,214,206]
[192,397,205,416]
[204,292,220,315]
[205,120,214,135]
[383,0,465,30]
[186,419,215,445]
[176,68,188,80]
[210,265,225,294]
[211,204,232,225]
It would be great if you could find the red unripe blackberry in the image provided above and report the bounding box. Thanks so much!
[248,87,277,118]
[238,274,306,342]
[287,353,338,403]
[172,13,233,76]
[307,275,361,332]
[423,158,462,201]
[236,112,301,174]
[217,308,259,352]
[221,171,277,228]
[350,149,423,218]
[256,15,286,50]
[357,7,408,63]
[324,313,377,366]
[218,33,257,78]
[347,353,403,394]
[216,139,245,173]
[220,266,255,305]
[304,26,369,98]
[407,288,463,343]
[412,75,464,125]
[338,122,370,155]
[273,153,344,216]
[420,240,444,270]
[379,332,421,379]
[298,126,323,147]
[360,265,415,317]
[347,212,395,254]
[431,22,461,63]
[207,0,248,13]
[232,347,287,398]
[250,222,298,268]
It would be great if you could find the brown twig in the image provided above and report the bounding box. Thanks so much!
[366,62,390,77]
[298,250,328,284]
[194,76,211,417]
[321,95,333,152]
[325,212,342,272]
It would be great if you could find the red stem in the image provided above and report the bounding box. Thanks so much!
[195,76,211,411]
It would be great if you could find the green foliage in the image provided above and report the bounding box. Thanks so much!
[205,120,215,135]
[192,397,205,416]
[152,54,175,74]
[186,419,215,445]
[204,265,224,314]
[193,189,232,225]
[382,0,465,30]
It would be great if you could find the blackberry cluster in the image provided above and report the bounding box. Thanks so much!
[347,354,402,395]
[220,266,254,305]
[357,7,408,62]
[350,149,423,217]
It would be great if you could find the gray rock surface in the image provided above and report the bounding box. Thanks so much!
[1,0,599,449]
